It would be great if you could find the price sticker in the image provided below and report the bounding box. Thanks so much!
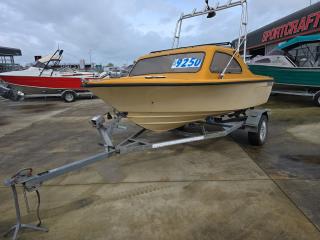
[171,57,202,69]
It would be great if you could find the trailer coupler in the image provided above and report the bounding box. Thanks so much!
[3,169,48,240]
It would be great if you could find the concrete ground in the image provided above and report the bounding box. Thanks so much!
[0,95,319,240]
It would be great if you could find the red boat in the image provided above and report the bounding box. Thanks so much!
[0,49,102,102]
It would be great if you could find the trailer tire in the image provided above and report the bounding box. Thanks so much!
[313,92,320,107]
[62,91,76,103]
[248,114,268,146]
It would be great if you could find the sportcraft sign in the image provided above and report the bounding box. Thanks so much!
[262,11,320,43]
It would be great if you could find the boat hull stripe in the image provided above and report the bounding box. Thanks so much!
[84,80,274,88]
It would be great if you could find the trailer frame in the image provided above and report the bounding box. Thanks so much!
[3,108,269,240]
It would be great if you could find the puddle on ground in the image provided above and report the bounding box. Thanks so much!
[266,154,320,179]
[40,194,100,220]
[282,155,320,165]
[13,103,58,113]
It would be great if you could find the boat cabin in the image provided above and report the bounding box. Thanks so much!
[129,44,253,79]
[250,34,320,68]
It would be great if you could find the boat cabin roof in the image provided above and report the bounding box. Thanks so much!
[278,34,320,50]
[150,42,233,53]
[140,43,236,60]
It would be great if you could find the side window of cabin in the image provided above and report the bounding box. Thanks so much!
[210,52,242,74]
[256,58,271,63]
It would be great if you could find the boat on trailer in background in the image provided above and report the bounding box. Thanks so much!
[249,34,320,106]
[0,49,103,102]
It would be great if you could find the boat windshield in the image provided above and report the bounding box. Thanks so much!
[287,42,320,67]
[130,52,205,76]
[32,61,47,68]
[269,49,296,66]
[269,49,285,56]
[270,42,320,67]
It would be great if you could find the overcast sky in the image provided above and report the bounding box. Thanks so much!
[0,0,317,65]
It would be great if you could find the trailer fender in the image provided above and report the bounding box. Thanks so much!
[245,109,270,133]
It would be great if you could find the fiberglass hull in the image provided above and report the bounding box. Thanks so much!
[88,80,273,131]
[249,65,320,88]
[0,75,84,95]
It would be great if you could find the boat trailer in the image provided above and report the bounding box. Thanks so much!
[3,108,269,240]
[0,81,24,101]
[272,88,320,107]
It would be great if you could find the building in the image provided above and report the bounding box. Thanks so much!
[0,46,22,73]
[233,2,320,57]
[79,59,86,70]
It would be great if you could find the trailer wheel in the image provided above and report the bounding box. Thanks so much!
[62,91,76,103]
[313,92,320,107]
[248,114,268,146]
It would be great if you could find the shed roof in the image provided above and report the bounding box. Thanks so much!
[0,46,22,56]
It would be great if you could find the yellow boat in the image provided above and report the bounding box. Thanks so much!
[84,44,273,132]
